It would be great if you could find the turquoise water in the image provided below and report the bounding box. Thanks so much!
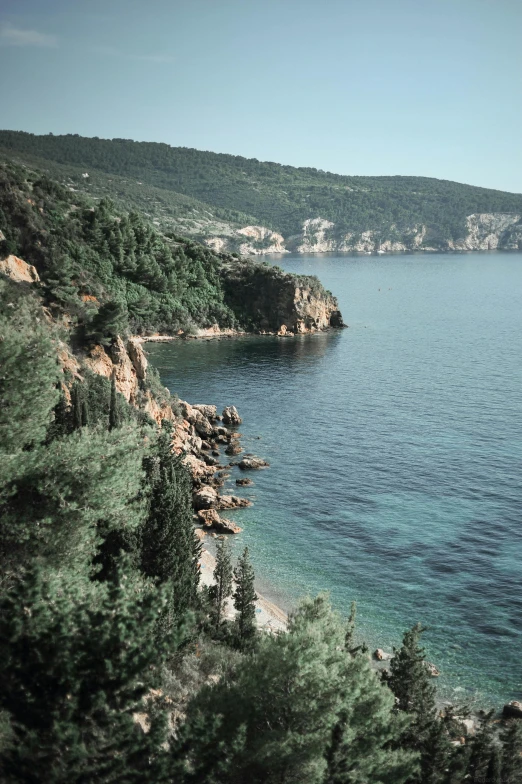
[147,252,522,707]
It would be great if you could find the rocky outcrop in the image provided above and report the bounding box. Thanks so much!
[503,701,522,719]
[222,406,242,426]
[196,509,243,534]
[0,254,40,283]
[221,262,345,334]
[238,457,270,470]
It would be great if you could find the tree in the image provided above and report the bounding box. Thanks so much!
[0,565,176,783]
[87,300,128,346]
[388,624,452,784]
[0,278,60,454]
[500,721,522,784]
[140,424,201,621]
[181,595,418,784]
[232,546,258,650]
[108,374,121,431]
[344,601,357,652]
[210,537,233,631]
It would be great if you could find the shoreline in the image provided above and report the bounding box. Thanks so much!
[199,548,287,633]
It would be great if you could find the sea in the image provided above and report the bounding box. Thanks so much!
[147,251,522,708]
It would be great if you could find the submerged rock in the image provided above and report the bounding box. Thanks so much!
[236,478,254,486]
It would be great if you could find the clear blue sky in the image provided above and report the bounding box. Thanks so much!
[1,0,521,192]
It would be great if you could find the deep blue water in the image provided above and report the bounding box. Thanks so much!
[147,252,522,707]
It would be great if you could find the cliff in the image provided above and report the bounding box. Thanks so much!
[220,260,344,334]
[204,214,522,256]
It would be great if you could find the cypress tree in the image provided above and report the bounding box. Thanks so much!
[486,747,502,784]
[81,398,89,428]
[109,374,121,431]
[500,720,522,784]
[140,424,201,620]
[344,600,357,652]
[232,546,258,650]
[210,537,233,631]
[388,623,451,784]
[71,382,84,431]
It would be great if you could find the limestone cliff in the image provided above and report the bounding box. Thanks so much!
[203,213,522,256]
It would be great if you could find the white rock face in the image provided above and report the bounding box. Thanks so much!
[450,213,522,250]
[206,212,522,256]
[292,218,336,253]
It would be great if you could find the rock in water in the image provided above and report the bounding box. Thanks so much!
[197,509,242,534]
[238,457,270,470]
[222,406,242,425]
[236,478,254,486]
[216,495,252,510]
[225,442,242,456]
[503,701,522,719]
[373,649,392,661]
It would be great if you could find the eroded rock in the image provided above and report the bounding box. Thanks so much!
[222,406,242,425]
[238,457,270,470]
[193,486,218,510]
[216,495,252,510]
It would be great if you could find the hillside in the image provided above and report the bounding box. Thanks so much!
[1,130,522,255]
[0,159,342,340]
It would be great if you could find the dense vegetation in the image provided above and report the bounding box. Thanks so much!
[0,160,334,339]
[2,130,522,243]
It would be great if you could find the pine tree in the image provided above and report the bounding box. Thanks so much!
[500,720,522,784]
[0,278,60,454]
[109,374,121,431]
[232,546,258,650]
[182,595,418,784]
[210,537,233,631]
[487,747,502,784]
[388,623,452,784]
[344,601,357,652]
[0,566,176,782]
[71,381,84,431]
[140,424,201,620]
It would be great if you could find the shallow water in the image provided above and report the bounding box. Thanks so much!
[147,252,522,707]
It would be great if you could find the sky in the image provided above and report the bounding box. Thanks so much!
[0,0,521,192]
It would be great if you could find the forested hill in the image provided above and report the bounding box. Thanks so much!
[0,159,341,340]
[2,129,522,255]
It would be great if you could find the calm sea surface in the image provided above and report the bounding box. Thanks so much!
[147,252,522,707]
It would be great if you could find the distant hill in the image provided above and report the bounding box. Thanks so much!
[1,130,522,255]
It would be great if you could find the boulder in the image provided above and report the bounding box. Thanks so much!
[222,406,242,426]
[236,478,254,486]
[225,442,242,456]
[0,254,40,283]
[192,486,218,510]
[503,701,522,719]
[192,404,218,420]
[194,416,214,438]
[373,649,392,662]
[216,495,252,510]
[197,509,242,534]
[238,457,270,471]
[424,662,440,677]
[214,517,243,535]
[183,454,216,483]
